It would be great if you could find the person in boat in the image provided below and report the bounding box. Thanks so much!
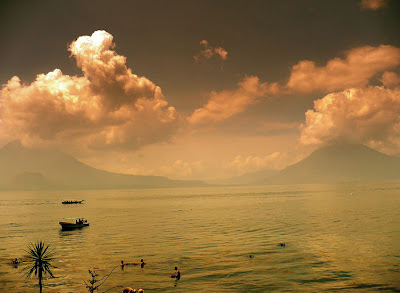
[140,259,146,268]
[171,267,180,280]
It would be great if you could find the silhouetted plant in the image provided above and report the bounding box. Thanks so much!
[22,241,55,293]
[84,268,116,293]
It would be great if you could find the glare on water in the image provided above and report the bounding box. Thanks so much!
[0,183,399,292]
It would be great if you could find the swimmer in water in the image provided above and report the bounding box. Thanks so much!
[11,258,20,266]
[140,259,146,268]
[171,267,180,280]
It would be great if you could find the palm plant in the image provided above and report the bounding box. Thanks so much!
[22,241,55,293]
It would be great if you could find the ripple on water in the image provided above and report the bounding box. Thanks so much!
[1,184,400,292]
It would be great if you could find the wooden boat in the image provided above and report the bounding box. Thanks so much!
[59,218,89,230]
[62,200,84,204]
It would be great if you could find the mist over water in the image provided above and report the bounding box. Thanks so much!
[0,183,399,292]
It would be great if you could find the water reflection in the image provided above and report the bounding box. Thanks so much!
[58,229,86,238]
[0,184,400,292]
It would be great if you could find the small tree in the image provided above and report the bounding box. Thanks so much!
[22,241,55,293]
[84,268,116,293]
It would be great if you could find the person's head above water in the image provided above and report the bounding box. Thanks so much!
[175,267,178,270]
[121,261,124,264]
[141,259,144,262]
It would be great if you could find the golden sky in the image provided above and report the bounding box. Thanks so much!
[0,0,399,180]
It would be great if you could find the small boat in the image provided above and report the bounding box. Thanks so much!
[59,218,89,230]
[62,200,84,204]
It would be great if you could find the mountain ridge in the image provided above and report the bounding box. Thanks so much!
[218,144,400,185]
[268,144,400,184]
[0,141,207,190]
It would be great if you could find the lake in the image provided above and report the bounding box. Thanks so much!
[0,183,399,292]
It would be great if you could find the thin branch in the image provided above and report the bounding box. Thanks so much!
[96,266,117,287]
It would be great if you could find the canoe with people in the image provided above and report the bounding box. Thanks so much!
[62,200,85,204]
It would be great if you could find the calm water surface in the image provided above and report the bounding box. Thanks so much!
[0,183,399,292]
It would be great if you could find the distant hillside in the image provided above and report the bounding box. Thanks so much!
[268,144,400,184]
[212,168,279,185]
[0,141,207,190]
[7,172,50,190]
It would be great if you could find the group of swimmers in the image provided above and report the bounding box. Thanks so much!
[120,259,146,269]
[121,260,181,292]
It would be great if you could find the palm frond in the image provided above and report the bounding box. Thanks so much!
[22,241,55,279]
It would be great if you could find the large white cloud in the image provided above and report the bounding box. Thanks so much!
[0,31,182,150]
[188,76,279,125]
[286,45,400,93]
[300,86,400,151]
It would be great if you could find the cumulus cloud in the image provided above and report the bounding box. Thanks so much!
[0,30,182,150]
[360,0,388,10]
[157,160,204,179]
[122,159,204,179]
[227,152,284,175]
[189,44,400,126]
[194,40,228,62]
[381,71,400,88]
[188,76,279,125]
[300,86,400,151]
[286,45,400,93]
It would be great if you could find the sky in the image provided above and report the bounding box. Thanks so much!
[1,0,400,180]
